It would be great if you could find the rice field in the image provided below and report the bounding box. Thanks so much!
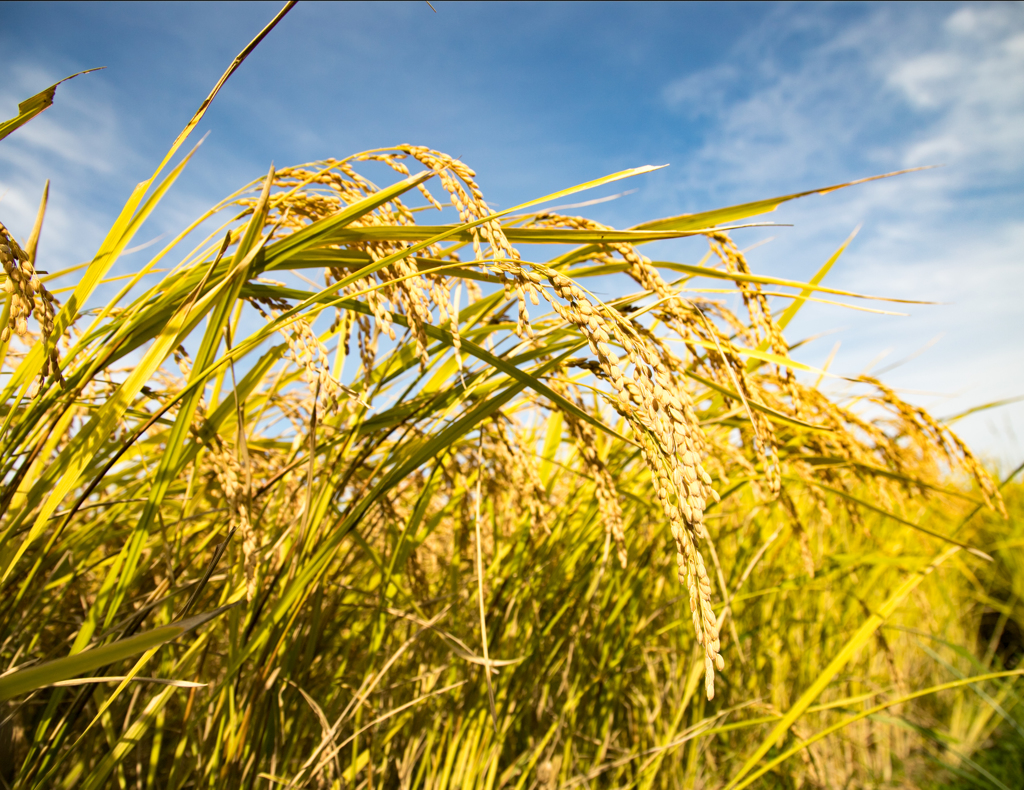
[1,7,1022,789]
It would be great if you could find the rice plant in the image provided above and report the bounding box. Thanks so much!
[1,7,1021,789]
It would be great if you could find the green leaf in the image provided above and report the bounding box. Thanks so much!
[654,260,930,305]
[300,223,776,247]
[685,370,831,432]
[775,228,859,332]
[1,233,266,582]
[684,338,829,377]
[0,604,235,702]
[942,394,1024,424]
[728,669,1024,790]
[100,165,277,629]
[0,69,102,143]
[725,544,963,788]
[786,475,993,560]
[634,168,933,233]
[261,170,437,269]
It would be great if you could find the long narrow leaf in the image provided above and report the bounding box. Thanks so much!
[0,604,235,702]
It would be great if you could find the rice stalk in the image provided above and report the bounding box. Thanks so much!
[0,13,1019,789]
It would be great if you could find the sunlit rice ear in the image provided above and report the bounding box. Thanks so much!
[1,10,1009,778]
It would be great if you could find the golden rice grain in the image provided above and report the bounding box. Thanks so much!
[0,220,62,384]
[216,149,1005,702]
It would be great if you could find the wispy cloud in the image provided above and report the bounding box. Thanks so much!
[888,5,1024,175]
[0,60,232,302]
[0,63,142,263]
[659,3,1024,462]
[1,2,1020,463]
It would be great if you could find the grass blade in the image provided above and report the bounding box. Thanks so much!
[0,605,235,702]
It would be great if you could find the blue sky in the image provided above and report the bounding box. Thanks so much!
[1,1,1022,465]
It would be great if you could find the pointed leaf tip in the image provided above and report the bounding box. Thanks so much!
[1,68,104,143]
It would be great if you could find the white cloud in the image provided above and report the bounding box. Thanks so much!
[887,6,1024,173]
[0,62,225,302]
[662,64,738,116]
[658,3,1024,462]
[0,63,142,265]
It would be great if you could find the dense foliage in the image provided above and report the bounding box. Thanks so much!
[1,9,1021,789]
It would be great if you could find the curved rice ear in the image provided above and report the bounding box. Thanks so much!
[0,68,103,144]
